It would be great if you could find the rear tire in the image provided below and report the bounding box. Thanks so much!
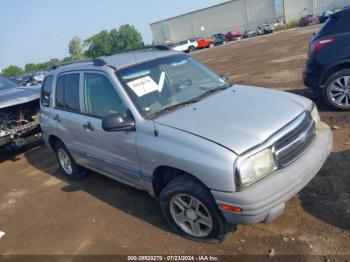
[323,69,350,111]
[188,46,196,53]
[159,176,235,243]
[54,140,86,180]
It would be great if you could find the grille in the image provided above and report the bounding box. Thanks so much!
[274,113,316,168]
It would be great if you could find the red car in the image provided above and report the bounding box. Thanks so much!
[196,37,215,49]
[225,30,243,41]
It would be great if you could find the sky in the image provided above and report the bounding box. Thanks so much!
[0,0,228,69]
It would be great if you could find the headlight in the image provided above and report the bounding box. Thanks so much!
[311,104,320,124]
[238,148,277,187]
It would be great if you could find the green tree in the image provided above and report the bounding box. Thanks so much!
[84,30,112,58]
[69,36,84,59]
[84,24,143,58]
[24,63,37,73]
[117,24,143,50]
[2,65,23,77]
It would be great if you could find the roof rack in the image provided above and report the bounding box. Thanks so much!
[50,46,170,70]
[50,58,107,70]
[103,45,171,56]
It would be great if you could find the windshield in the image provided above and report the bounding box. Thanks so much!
[0,76,18,90]
[117,54,229,118]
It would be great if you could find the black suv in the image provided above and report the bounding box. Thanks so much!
[303,7,350,110]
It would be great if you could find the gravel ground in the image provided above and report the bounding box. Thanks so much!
[0,25,349,257]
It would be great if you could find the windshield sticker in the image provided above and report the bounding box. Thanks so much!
[127,72,165,97]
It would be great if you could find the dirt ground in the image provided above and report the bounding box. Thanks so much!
[0,25,349,257]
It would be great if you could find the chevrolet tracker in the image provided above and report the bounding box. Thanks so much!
[40,49,332,242]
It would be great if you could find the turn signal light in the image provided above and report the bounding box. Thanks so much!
[220,204,243,213]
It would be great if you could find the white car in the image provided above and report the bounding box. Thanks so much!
[172,39,198,53]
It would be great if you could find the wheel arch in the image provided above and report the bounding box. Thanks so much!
[152,165,207,198]
[48,135,62,151]
[320,60,350,87]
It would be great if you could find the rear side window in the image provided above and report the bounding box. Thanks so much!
[41,76,53,107]
[55,73,80,112]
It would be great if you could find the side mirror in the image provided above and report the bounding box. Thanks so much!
[219,73,230,84]
[102,113,135,132]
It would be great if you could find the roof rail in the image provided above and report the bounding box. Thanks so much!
[50,58,107,70]
[50,46,170,70]
[102,45,171,56]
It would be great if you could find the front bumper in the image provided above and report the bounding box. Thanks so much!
[211,122,332,225]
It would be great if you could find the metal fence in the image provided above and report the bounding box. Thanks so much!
[283,0,350,22]
[150,0,276,44]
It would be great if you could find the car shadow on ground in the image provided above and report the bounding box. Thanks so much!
[299,150,350,230]
[23,145,171,233]
[0,140,44,163]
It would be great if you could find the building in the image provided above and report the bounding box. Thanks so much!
[150,0,276,44]
[283,0,350,22]
[150,0,350,44]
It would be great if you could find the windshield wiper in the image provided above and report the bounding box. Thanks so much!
[150,98,200,119]
[149,85,230,119]
[197,85,230,100]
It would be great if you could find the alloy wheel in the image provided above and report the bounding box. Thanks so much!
[57,148,73,175]
[328,76,350,108]
[170,194,213,237]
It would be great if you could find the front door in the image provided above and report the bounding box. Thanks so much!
[79,71,140,187]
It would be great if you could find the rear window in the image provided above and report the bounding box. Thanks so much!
[41,76,53,107]
[55,73,80,112]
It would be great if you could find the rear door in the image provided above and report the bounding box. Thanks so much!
[78,71,140,186]
[40,75,55,139]
[52,72,87,156]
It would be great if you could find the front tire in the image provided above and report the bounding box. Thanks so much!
[55,140,86,180]
[323,69,350,110]
[159,176,235,243]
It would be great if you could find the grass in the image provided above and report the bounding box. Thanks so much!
[287,19,300,29]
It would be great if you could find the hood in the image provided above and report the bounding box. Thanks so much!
[0,86,40,109]
[155,85,312,155]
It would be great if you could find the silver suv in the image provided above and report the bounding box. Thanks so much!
[40,49,332,242]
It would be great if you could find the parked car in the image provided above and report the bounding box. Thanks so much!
[225,30,243,41]
[196,37,215,49]
[41,50,332,243]
[299,15,320,27]
[0,76,41,148]
[303,7,350,110]
[171,39,198,53]
[256,24,274,35]
[211,33,227,45]
[11,73,44,87]
[243,29,257,38]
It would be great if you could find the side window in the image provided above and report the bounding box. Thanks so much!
[55,77,65,108]
[83,73,128,118]
[41,76,53,107]
[55,73,80,112]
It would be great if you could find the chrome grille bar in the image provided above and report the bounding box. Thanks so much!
[273,113,316,168]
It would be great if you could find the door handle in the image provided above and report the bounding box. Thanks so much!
[53,114,60,122]
[83,122,94,131]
